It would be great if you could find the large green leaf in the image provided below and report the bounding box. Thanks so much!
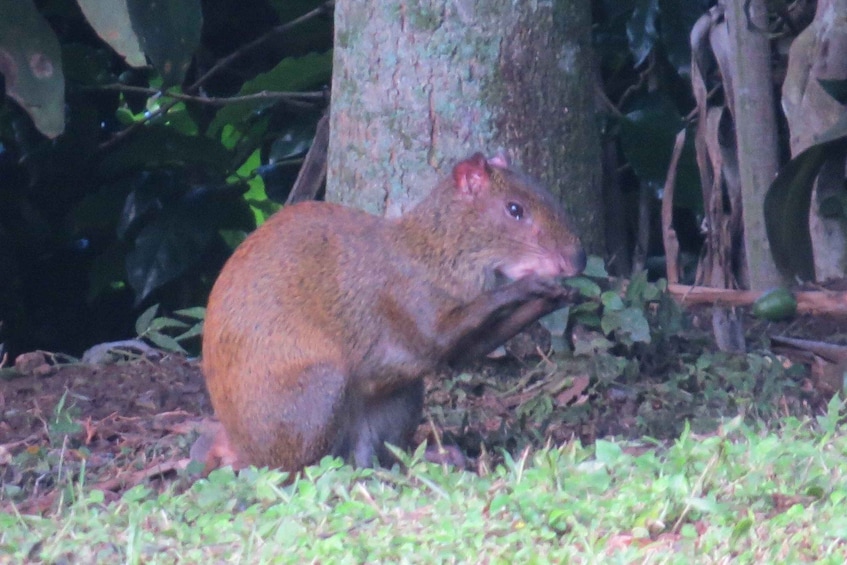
[126,207,211,302]
[658,0,701,78]
[97,126,232,179]
[124,192,253,302]
[763,114,847,282]
[763,146,820,282]
[76,0,146,67]
[207,51,332,138]
[81,163,254,302]
[126,0,202,86]
[619,93,702,211]
[0,0,65,137]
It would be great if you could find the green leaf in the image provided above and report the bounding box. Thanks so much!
[126,0,202,86]
[657,0,696,76]
[764,114,847,281]
[601,291,625,311]
[625,270,649,304]
[573,333,614,356]
[207,51,332,138]
[97,126,232,179]
[76,0,146,67]
[594,440,623,465]
[146,331,187,353]
[174,322,203,341]
[126,210,211,302]
[216,230,247,252]
[730,516,753,544]
[602,307,652,345]
[620,96,702,212]
[564,276,602,298]
[135,304,159,335]
[124,186,253,302]
[233,148,280,226]
[684,496,721,514]
[583,255,609,278]
[149,317,190,331]
[174,306,206,320]
[0,0,65,137]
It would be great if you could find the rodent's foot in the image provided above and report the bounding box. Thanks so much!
[424,444,467,468]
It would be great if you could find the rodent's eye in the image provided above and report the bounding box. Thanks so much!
[506,202,524,220]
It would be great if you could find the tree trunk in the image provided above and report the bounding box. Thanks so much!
[328,0,603,254]
[724,0,782,289]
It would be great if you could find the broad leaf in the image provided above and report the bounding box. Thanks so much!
[124,182,254,302]
[601,307,652,345]
[126,208,212,302]
[233,148,280,226]
[764,113,847,282]
[620,94,702,211]
[97,126,231,179]
[135,303,159,335]
[126,0,202,86]
[764,139,847,283]
[0,0,65,137]
[658,0,701,78]
[207,51,332,138]
[76,0,146,67]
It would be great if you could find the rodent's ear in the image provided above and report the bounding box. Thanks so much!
[487,152,510,169]
[453,153,490,198]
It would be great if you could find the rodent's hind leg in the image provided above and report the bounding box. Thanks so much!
[259,360,351,471]
[348,379,425,468]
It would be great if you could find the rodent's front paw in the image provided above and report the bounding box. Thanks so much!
[515,275,568,298]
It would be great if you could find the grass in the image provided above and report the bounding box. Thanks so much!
[3,400,847,564]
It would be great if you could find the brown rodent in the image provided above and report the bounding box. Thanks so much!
[201,153,586,473]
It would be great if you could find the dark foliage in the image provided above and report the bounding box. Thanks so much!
[0,0,332,356]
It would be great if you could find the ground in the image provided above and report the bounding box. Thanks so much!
[1,309,845,514]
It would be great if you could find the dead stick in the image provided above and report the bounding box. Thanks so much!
[661,128,687,284]
[668,283,847,315]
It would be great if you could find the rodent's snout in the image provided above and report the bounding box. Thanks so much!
[563,245,587,277]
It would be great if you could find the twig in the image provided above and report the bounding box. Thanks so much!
[668,283,847,316]
[286,111,330,204]
[98,1,334,152]
[187,1,334,93]
[617,51,657,110]
[94,84,324,107]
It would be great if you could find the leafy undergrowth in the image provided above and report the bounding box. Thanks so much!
[2,270,847,561]
[1,273,844,516]
[3,410,847,562]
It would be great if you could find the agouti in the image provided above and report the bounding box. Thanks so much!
[201,153,586,473]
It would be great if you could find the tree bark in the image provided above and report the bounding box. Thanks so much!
[328,0,603,254]
[724,0,782,289]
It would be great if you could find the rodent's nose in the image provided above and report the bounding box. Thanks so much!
[573,247,587,274]
[564,246,587,276]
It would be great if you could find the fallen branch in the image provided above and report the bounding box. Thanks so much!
[668,283,847,315]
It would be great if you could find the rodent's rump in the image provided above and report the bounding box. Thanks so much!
[200,152,586,473]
